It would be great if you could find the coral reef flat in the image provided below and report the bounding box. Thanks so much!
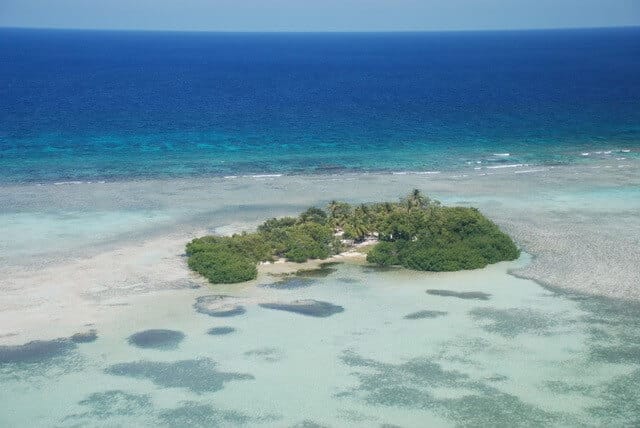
[1,159,639,426]
[1,260,640,426]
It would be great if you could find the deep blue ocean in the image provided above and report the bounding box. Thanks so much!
[1,27,639,183]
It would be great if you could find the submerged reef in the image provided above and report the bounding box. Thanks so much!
[194,295,246,317]
[105,358,253,394]
[469,307,558,338]
[70,329,98,344]
[207,327,236,336]
[259,300,344,318]
[243,347,282,362]
[127,329,185,350]
[262,276,317,289]
[339,350,560,426]
[0,329,98,365]
[290,421,331,428]
[157,401,252,427]
[65,390,153,421]
[426,290,491,300]
[185,190,520,284]
[404,310,448,320]
[0,338,76,364]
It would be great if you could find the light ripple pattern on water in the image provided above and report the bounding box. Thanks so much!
[1,262,639,426]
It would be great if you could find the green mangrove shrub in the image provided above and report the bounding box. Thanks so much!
[186,190,520,284]
[366,205,520,271]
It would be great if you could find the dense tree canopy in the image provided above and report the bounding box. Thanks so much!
[186,190,520,284]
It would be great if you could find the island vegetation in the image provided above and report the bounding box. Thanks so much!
[186,190,520,284]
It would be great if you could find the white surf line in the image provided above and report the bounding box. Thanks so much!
[514,168,546,174]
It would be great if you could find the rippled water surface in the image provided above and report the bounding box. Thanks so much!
[1,260,639,427]
[1,28,639,183]
[2,25,640,427]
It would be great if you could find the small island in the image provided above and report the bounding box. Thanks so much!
[186,190,520,284]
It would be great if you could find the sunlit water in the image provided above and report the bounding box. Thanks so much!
[2,27,639,427]
[2,28,639,183]
[1,257,639,427]
[1,161,639,426]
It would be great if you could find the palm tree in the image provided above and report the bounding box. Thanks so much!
[345,217,369,242]
[402,189,430,211]
[328,200,340,217]
[327,200,352,228]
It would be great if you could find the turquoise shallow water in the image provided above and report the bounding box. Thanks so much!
[1,261,639,427]
[0,164,639,426]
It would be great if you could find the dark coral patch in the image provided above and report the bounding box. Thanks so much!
[290,420,330,428]
[0,338,76,364]
[194,295,246,317]
[295,262,340,278]
[587,369,640,425]
[590,345,640,364]
[438,391,558,426]
[64,390,153,421]
[337,277,360,284]
[157,402,250,427]
[263,277,316,289]
[244,347,282,362]
[469,307,557,338]
[426,289,491,300]
[105,358,253,394]
[70,329,98,343]
[339,350,560,426]
[127,329,185,350]
[158,401,280,426]
[259,300,344,317]
[404,310,448,320]
[207,327,236,336]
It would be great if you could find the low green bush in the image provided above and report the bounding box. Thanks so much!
[187,208,337,284]
[257,217,297,233]
[187,250,258,284]
[366,241,400,266]
[399,241,488,271]
[366,204,520,271]
[186,234,273,262]
[284,239,330,262]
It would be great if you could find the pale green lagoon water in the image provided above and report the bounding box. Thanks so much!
[1,163,640,427]
[1,259,640,427]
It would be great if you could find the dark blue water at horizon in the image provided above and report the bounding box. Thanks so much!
[1,28,639,183]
